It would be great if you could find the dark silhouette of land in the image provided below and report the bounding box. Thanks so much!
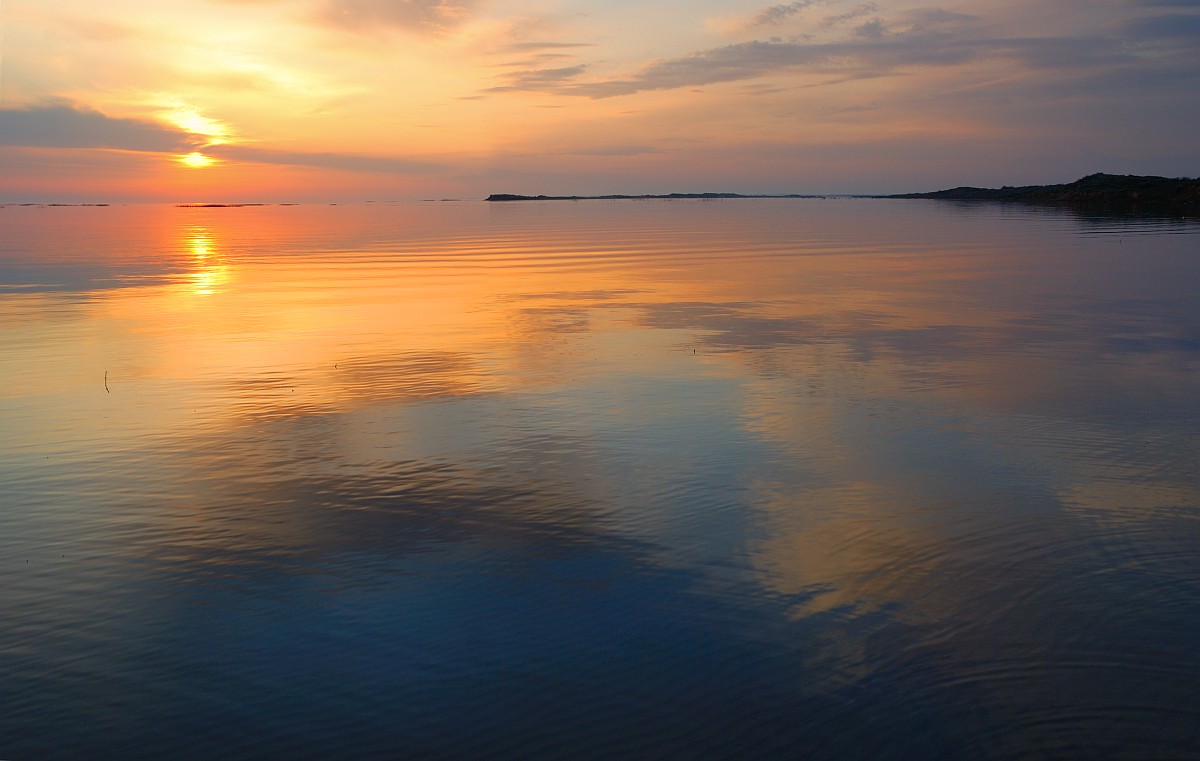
[486,174,1200,215]
[485,192,827,201]
[887,173,1200,213]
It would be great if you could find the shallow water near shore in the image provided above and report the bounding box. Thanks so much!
[3,199,1199,760]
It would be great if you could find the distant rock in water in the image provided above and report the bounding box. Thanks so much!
[889,173,1200,212]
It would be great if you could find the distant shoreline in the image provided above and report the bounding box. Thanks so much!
[4,174,1195,211]
[883,173,1199,212]
[486,174,1200,214]
[485,192,834,201]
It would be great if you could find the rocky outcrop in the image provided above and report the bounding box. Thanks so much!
[890,173,1200,212]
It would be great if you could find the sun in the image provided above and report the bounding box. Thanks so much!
[178,152,217,169]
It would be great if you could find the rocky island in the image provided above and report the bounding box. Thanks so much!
[887,173,1200,213]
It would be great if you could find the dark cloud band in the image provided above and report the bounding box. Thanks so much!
[0,102,198,152]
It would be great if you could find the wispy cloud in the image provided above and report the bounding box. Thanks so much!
[0,101,198,152]
[53,16,141,42]
[487,65,589,93]
[562,34,985,98]
[567,145,663,156]
[1127,0,1200,7]
[318,0,477,34]
[492,4,1195,100]
[205,144,447,173]
[749,0,828,28]
[817,2,879,30]
[1122,12,1200,38]
[495,41,594,53]
[902,8,979,29]
[0,101,446,177]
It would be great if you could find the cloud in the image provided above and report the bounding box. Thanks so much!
[563,34,984,98]
[1005,35,1137,69]
[319,0,476,33]
[488,39,592,68]
[487,65,589,93]
[1128,0,1200,7]
[495,41,594,53]
[495,6,1191,100]
[749,0,827,28]
[853,18,887,38]
[1122,12,1200,38]
[0,101,198,152]
[818,2,879,29]
[902,7,980,28]
[205,144,447,173]
[54,16,140,41]
[569,145,663,156]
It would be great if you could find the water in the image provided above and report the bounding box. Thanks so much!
[2,199,1199,760]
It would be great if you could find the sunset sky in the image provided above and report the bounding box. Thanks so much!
[1,0,1198,201]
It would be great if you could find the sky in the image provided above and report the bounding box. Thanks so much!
[0,0,1198,201]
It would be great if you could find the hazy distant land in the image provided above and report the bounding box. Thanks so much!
[485,192,829,201]
[486,174,1200,214]
[888,173,1200,210]
[3,174,1195,211]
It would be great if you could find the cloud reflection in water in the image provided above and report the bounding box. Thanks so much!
[2,200,1200,760]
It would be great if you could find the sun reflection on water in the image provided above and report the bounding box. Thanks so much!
[186,227,229,296]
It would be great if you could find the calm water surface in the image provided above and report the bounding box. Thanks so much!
[2,200,1199,759]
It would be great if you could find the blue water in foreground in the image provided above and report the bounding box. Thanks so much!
[2,199,1199,759]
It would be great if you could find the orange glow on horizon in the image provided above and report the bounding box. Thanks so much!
[178,152,218,169]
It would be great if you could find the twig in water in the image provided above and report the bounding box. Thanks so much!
[104,371,110,393]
